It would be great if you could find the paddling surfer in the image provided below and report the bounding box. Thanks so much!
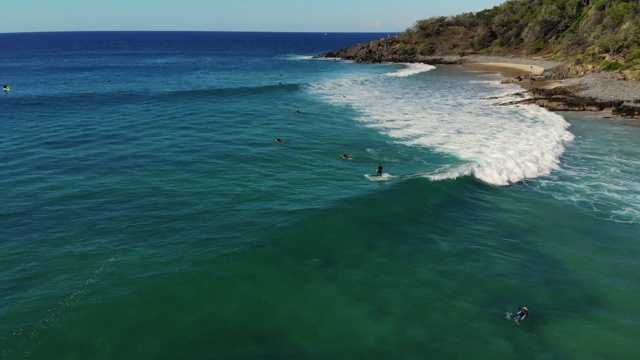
[514,307,528,325]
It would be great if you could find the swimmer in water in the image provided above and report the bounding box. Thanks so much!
[514,307,528,325]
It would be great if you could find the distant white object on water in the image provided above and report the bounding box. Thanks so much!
[364,173,396,181]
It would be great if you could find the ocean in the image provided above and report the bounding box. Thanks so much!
[1,32,638,360]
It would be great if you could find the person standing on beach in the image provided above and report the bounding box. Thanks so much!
[376,163,383,177]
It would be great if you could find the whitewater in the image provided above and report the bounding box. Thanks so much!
[307,63,574,186]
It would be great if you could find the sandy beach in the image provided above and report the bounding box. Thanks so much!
[463,62,544,75]
[462,62,563,90]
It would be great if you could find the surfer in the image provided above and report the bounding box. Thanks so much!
[340,154,353,160]
[514,307,528,325]
[295,110,301,115]
[2,84,10,92]
[376,163,383,177]
[275,138,285,144]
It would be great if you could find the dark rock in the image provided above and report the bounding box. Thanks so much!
[612,105,640,117]
[501,86,631,116]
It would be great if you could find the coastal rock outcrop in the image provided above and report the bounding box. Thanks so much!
[315,37,463,64]
[545,63,603,80]
[612,104,640,118]
[501,86,639,117]
[528,87,622,111]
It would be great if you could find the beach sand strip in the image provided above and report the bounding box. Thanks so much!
[462,62,563,90]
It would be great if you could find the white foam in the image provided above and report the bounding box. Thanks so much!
[364,173,397,181]
[386,63,436,77]
[534,149,640,223]
[285,55,350,62]
[307,69,574,186]
[292,55,314,60]
[420,163,476,182]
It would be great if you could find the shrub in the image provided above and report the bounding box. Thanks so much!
[600,60,624,71]
[627,49,640,62]
[533,38,547,52]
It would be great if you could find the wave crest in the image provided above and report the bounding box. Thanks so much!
[386,63,436,77]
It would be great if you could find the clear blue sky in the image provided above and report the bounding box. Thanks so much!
[2,0,506,33]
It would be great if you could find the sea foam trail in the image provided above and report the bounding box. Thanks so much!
[307,65,574,186]
[533,121,640,224]
[385,63,436,77]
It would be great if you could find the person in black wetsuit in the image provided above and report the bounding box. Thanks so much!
[376,164,383,177]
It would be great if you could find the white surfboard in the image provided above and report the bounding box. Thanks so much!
[364,173,396,181]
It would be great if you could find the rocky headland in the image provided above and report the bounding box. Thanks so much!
[314,0,640,118]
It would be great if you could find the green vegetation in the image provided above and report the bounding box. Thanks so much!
[395,0,640,70]
[600,60,624,70]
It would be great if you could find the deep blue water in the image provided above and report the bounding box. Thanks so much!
[1,32,639,360]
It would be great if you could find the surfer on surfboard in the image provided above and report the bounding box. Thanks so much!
[275,138,285,144]
[514,307,528,325]
[376,164,383,177]
[2,84,10,92]
[340,154,353,160]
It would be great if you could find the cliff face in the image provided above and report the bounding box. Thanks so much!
[318,0,640,79]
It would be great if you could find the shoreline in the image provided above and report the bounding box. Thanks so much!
[452,55,640,118]
[315,49,640,118]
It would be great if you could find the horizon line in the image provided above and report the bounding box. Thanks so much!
[0,30,402,35]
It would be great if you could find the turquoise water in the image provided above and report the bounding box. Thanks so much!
[1,32,639,359]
